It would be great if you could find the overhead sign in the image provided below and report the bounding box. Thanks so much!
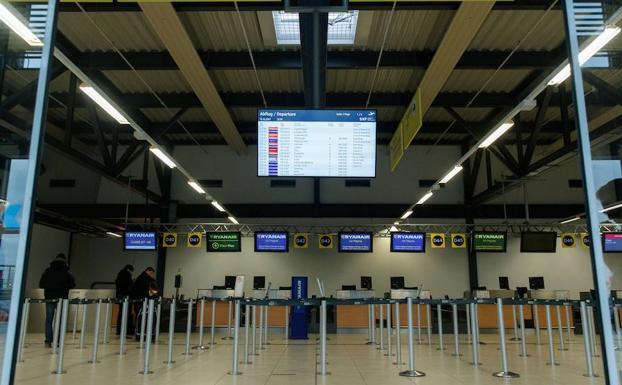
[389,122,404,171]
[472,232,507,252]
[338,232,373,252]
[255,232,289,252]
[390,232,425,252]
[187,232,203,248]
[206,232,241,252]
[124,232,157,251]
[561,233,576,248]
[430,233,446,248]
[318,234,333,249]
[401,87,423,149]
[162,232,177,248]
[451,233,467,248]
[580,233,590,248]
[293,233,309,249]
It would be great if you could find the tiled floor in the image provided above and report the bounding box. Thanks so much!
[15,329,608,385]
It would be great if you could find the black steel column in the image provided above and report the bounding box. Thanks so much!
[462,142,478,289]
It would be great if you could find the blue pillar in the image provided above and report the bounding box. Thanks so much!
[289,276,308,340]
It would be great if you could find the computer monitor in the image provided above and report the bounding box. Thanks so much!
[213,285,226,290]
[342,285,356,290]
[361,276,372,290]
[499,276,509,290]
[253,276,266,290]
[528,276,545,290]
[390,276,405,289]
[279,286,292,291]
[516,287,528,298]
[225,275,237,289]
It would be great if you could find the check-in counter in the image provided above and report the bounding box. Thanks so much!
[335,290,375,328]
[390,289,431,328]
[528,290,572,329]
[252,289,290,327]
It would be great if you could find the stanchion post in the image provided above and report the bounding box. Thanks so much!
[492,298,519,378]
[466,304,471,343]
[210,300,216,346]
[580,301,598,377]
[79,300,87,349]
[385,303,393,356]
[545,304,558,366]
[378,303,384,350]
[318,299,329,375]
[102,300,110,344]
[426,303,432,345]
[452,303,460,356]
[371,304,376,345]
[223,300,233,340]
[164,298,176,364]
[366,304,372,344]
[259,305,264,349]
[565,304,573,342]
[251,305,258,355]
[139,299,155,374]
[52,300,61,355]
[470,302,479,366]
[119,298,128,355]
[284,305,289,340]
[519,304,529,357]
[556,305,567,351]
[416,303,422,344]
[228,300,242,375]
[394,302,403,365]
[17,298,30,362]
[474,302,481,347]
[138,298,147,350]
[183,299,193,355]
[194,298,206,350]
[155,297,162,345]
[437,303,444,351]
[264,305,270,345]
[71,302,78,341]
[399,298,425,377]
[510,304,519,341]
[587,304,598,357]
[533,303,541,344]
[88,299,102,364]
[52,299,69,374]
[242,303,251,364]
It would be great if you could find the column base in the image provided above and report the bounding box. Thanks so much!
[493,371,519,378]
[399,369,425,377]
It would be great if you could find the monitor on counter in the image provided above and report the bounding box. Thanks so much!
[253,276,266,290]
[361,276,372,290]
[520,232,557,253]
[499,276,509,290]
[341,285,356,290]
[528,276,545,290]
[390,276,405,289]
[225,275,237,289]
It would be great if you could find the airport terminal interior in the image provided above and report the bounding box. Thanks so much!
[1,0,622,384]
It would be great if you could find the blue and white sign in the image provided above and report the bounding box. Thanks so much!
[257,109,377,177]
[124,232,157,250]
[391,232,426,252]
[255,232,289,252]
[338,232,373,252]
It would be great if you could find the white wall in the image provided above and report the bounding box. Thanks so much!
[69,235,157,289]
[25,224,71,289]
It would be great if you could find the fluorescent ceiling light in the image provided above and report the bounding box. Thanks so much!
[228,216,239,225]
[393,221,399,225]
[439,165,464,184]
[106,231,122,238]
[416,192,433,205]
[187,180,205,194]
[478,122,514,148]
[272,11,359,45]
[600,202,622,213]
[149,147,176,169]
[548,25,621,85]
[212,201,226,212]
[400,210,413,219]
[560,216,581,224]
[79,85,130,125]
[389,225,399,232]
[0,3,42,47]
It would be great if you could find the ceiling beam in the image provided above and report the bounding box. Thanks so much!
[139,2,246,153]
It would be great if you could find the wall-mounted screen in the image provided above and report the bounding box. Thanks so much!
[472,232,507,252]
[390,232,425,252]
[338,232,373,252]
[257,109,377,177]
[206,232,241,252]
[520,232,557,253]
[124,231,157,250]
[254,232,289,252]
[603,232,622,252]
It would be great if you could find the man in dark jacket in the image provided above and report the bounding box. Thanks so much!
[39,254,75,347]
[115,264,134,335]
[130,267,157,340]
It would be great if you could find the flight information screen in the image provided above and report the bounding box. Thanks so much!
[257,109,376,177]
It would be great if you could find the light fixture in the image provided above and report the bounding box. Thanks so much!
[548,25,621,85]
[187,180,205,194]
[478,122,514,148]
[228,216,239,224]
[212,201,226,212]
[272,10,359,45]
[560,216,581,224]
[401,210,413,219]
[79,85,130,124]
[600,202,622,213]
[0,3,42,47]
[389,225,399,232]
[106,231,122,238]
[393,221,399,225]
[416,191,433,205]
[149,147,176,169]
[439,165,464,184]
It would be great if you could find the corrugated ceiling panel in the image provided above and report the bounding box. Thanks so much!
[180,108,212,122]
[58,12,163,52]
[327,69,421,93]
[210,69,302,92]
[102,70,191,93]
[140,108,183,123]
[443,69,532,93]
[470,10,565,51]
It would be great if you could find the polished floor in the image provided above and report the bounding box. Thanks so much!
[15,328,609,385]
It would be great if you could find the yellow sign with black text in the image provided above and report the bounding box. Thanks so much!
[294,233,309,249]
[187,232,203,248]
[162,232,177,248]
[430,233,446,248]
[401,87,423,149]
[451,233,467,248]
[561,233,576,248]
[580,233,590,248]
[389,122,404,171]
[318,234,334,249]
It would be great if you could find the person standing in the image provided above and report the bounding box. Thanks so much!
[38,254,75,348]
[130,267,158,340]
[115,264,134,335]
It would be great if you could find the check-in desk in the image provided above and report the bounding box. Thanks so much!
[528,290,572,329]
[252,289,290,328]
[470,289,515,329]
[391,289,432,329]
[335,290,375,328]
[195,289,235,327]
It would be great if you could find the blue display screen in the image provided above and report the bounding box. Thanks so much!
[124,232,157,250]
[390,232,426,252]
[338,232,373,252]
[255,232,289,252]
[603,233,622,252]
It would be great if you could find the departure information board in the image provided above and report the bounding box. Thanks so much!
[257,109,376,177]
